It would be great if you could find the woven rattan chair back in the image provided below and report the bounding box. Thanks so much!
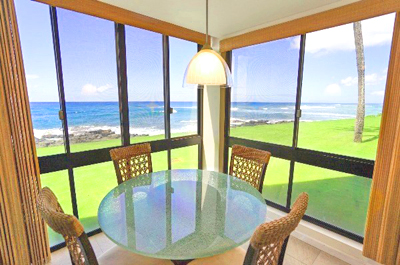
[243,192,309,265]
[110,143,153,185]
[37,187,98,265]
[229,145,271,192]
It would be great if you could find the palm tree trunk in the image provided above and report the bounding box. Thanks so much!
[353,21,365,143]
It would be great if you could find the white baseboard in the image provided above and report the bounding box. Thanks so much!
[266,207,382,265]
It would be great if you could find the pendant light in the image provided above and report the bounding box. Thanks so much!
[183,0,233,87]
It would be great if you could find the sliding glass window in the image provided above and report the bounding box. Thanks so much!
[16,2,202,249]
[293,13,395,237]
[15,0,63,157]
[292,164,371,236]
[125,26,168,170]
[126,26,165,143]
[230,37,300,205]
[226,13,395,241]
[299,14,395,160]
[169,37,198,138]
[57,9,121,152]
[230,37,300,146]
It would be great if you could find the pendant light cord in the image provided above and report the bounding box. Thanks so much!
[205,0,209,45]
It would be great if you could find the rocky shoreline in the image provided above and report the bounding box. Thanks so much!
[35,120,293,148]
[230,119,293,128]
[35,129,149,148]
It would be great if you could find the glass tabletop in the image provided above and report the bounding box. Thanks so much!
[98,169,267,260]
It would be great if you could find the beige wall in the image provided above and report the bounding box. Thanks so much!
[202,85,221,171]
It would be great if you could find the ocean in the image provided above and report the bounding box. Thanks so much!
[230,102,383,126]
[30,102,383,139]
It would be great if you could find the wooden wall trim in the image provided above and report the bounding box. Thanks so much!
[0,0,50,263]
[220,0,400,52]
[363,12,400,265]
[0,67,30,265]
[34,0,206,44]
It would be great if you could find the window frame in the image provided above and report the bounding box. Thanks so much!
[223,34,375,244]
[40,7,203,251]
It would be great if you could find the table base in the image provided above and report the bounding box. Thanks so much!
[171,259,194,265]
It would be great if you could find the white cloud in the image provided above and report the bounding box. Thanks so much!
[325,84,341,95]
[341,76,357,86]
[81,84,112,96]
[340,73,387,87]
[365,73,378,82]
[291,13,395,54]
[371,90,385,96]
[26,74,39,80]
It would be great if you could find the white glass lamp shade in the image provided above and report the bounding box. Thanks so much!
[183,48,233,87]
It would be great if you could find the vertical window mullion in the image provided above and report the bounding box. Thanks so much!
[49,6,79,218]
[162,35,172,169]
[197,87,203,169]
[115,23,130,146]
[197,44,204,169]
[223,51,232,174]
[286,34,306,209]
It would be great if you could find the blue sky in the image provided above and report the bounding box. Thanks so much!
[232,14,395,104]
[15,0,197,102]
[16,0,394,104]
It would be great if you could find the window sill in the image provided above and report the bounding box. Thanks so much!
[266,207,382,265]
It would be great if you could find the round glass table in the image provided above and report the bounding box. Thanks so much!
[98,169,267,264]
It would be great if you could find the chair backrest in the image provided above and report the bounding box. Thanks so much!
[229,145,271,192]
[244,192,309,265]
[110,143,153,185]
[37,187,98,265]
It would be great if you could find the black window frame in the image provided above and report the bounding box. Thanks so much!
[223,34,375,244]
[43,6,203,251]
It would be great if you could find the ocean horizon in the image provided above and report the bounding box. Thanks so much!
[30,101,383,140]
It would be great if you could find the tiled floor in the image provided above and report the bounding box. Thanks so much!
[48,233,349,265]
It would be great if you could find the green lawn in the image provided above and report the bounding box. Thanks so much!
[231,114,380,236]
[41,115,381,245]
[40,135,198,245]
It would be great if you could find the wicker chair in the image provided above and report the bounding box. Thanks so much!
[37,187,173,265]
[189,192,309,265]
[110,143,153,185]
[229,145,271,192]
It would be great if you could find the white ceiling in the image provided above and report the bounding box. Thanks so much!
[99,0,360,39]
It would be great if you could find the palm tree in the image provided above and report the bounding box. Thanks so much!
[353,21,365,143]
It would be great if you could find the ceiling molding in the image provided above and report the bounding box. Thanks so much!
[33,0,207,44]
[220,0,400,52]
[219,0,359,39]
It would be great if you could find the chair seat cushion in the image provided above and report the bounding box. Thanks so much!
[188,247,246,265]
[98,246,174,265]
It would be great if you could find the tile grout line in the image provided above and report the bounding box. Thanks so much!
[286,253,309,265]
[311,252,323,265]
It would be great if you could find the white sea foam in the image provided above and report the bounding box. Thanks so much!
[70,126,121,135]
[302,106,336,110]
[34,123,198,139]
[303,112,355,117]
[130,127,164,136]
[33,128,63,139]
[231,107,239,111]
[33,125,122,139]
[171,124,197,134]
[230,118,249,124]
[158,109,178,113]
[280,106,295,110]
[174,106,196,109]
